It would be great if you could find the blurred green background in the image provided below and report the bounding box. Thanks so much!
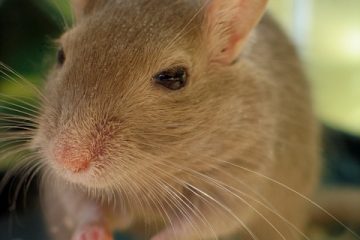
[0,0,359,239]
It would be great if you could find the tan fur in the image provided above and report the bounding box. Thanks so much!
[33,0,321,239]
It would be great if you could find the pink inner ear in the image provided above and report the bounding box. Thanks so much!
[206,0,268,64]
[222,22,245,63]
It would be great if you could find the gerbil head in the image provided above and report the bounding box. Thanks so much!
[34,0,270,194]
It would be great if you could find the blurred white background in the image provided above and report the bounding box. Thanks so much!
[270,0,360,135]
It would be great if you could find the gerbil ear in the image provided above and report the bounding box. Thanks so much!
[70,0,103,20]
[203,0,268,64]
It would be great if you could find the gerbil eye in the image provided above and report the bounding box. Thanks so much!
[153,67,187,91]
[57,48,65,66]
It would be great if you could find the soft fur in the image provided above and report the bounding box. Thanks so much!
[33,0,321,239]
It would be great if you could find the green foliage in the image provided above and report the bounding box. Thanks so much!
[0,0,72,77]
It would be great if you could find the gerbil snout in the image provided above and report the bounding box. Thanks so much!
[50,120,116,176]
[54,141,93,173]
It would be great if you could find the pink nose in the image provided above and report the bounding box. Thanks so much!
[54,144,91,173]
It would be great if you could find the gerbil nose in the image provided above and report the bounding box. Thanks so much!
[54,143,92,173]
[53,121,113,173]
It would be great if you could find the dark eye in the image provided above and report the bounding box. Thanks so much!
[57,48,65,66]
[153,67,187,90]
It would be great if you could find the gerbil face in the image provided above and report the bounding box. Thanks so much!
[35,0,271,194]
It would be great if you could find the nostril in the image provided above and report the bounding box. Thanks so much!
[54,144,91,173]
[53,123,112,174]
[61,157,90,173]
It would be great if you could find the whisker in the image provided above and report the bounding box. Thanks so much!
[211,167,311,240]
[111,164,156,236]
[11,157,41,209]
[0,119,38,129]
[0,153,38,195]
[123,150,258,240]
[109,152,185,238]
[51,0,71,30]
[22,161,43,208]
[0,62,47,102]
[142,167,206,239]
[164,0,210,51]
[0,93,41,112]
[0,140,31,153]
[143,165,224,240]
[218,160,360,239]
[0,104,40,120]
[0,113,37,122]
[127,140,357,239]
[128,166,177,237]
[188,184,258,240]
[139,153,285,240]
[148,146,308,239]
[0,133,35,140]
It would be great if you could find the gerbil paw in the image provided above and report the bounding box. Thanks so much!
[72,224,113,240]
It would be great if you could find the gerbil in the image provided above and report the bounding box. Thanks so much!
[31,0,321,239]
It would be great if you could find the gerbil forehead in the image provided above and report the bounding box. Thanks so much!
[61,0,202,60]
